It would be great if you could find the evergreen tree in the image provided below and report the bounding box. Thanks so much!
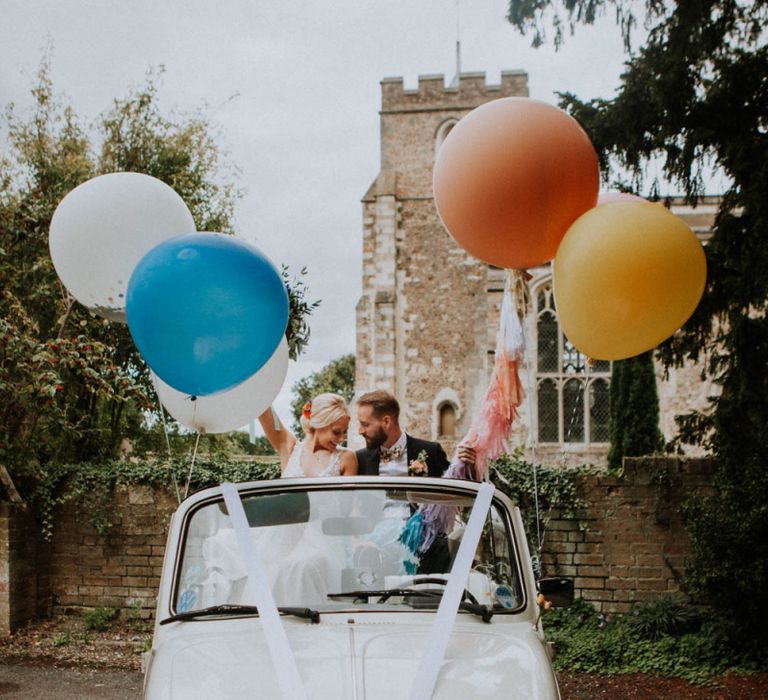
[506,0,768,642]
[608,351,664,469]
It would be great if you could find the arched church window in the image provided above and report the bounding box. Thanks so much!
[537,378,559,443]
[589,378,611,442]
[434,119,458,155]
[534,282,611,445]
[438,402,457,437]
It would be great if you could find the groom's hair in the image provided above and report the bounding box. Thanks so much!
[357,390,400,420]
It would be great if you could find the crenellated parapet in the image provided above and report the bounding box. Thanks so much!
[381,70,528,112]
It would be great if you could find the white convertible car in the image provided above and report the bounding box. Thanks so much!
[143,476,571,699]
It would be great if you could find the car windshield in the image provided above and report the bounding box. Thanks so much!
[173,484,524,615]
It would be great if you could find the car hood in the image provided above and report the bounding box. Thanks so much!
[144,615,559,699]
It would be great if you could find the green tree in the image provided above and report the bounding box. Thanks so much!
[506,0,768,643]
[225,433,277,457]
[0,61,316,495]
[289,354,355,435]
[608,351,664,469]
[2,61,237,483]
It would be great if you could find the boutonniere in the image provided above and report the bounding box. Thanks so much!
[408,449,429,476]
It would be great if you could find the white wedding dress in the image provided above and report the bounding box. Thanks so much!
[199,441,346,609]
[282,440,344,478]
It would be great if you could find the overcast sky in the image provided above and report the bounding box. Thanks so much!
[1,0,631,430]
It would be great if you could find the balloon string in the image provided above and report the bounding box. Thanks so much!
[184,432,202,500]
[57,296,75,338]
[517,271,542,575]
[153,377,182,504]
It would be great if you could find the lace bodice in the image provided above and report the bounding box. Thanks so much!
[282,440,343,478]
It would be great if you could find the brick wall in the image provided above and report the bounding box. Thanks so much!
[541,457,716,613]
[46,484,178,619]
[0,503,46,634]
[0,457,716,631]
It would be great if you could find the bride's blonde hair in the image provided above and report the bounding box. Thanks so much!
[300,393,350,434]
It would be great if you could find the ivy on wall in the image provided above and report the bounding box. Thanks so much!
[33,452,593,550]
[32,458,280,540]
[489,452,594,572]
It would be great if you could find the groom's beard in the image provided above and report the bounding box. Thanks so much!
[364,427,387,451]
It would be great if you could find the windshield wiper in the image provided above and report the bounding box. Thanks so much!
[160,604,320,625]
[327,589,493,623]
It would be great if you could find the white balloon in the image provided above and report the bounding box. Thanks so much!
[153,337,289,433]
[49,172,196,322]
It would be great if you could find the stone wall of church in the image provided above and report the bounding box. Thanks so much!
[356,72,529,453]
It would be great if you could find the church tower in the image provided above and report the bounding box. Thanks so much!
[355,71,529,452]
[356,70,719,464]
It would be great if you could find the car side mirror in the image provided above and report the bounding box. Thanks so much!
[537,577,574,607]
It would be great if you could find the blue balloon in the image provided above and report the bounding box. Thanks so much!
[126,233,289,397]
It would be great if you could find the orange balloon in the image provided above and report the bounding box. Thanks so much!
[433,97,599,269]
[553,202,707,360]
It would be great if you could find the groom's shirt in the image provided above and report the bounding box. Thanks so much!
[378,432,408,476]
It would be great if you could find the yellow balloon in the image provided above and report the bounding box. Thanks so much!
[553,201,707,360]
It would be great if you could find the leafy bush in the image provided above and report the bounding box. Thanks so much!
[625,596,701,641]
[543,598,768,683]
[83,606,119,632]
[683,462,768,650]
[52,632,71,647]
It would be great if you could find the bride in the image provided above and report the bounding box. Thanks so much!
[258,392,358,477]
[212,393,356,606]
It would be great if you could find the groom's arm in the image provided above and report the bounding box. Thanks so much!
[427,441,449,477]
[355,448,372,475]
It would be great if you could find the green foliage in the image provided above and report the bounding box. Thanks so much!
[282,266,322,361]
[625,596,701,641]
[52,632,71,647]
[289,354,355,435]
[0,59,317,498]
[33,456,280,540]
[506,0,768,647]
[489,452,591,570]
[608,351,664,469]
[83,606,119,632]
[0,59,238,481]
[682,467,768,650]
[125,599,145,629]
[223,433,277,456]
[544,598,768,684]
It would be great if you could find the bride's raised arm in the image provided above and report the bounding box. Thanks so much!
[258,407,297,471]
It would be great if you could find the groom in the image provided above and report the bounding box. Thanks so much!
[355,390,474,574]
[355,390,474,477]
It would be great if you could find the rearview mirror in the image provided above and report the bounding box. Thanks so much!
[322,516,374,536]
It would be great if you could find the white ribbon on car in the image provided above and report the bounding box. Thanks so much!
[408,481,496,700]
[221,482,307,700]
